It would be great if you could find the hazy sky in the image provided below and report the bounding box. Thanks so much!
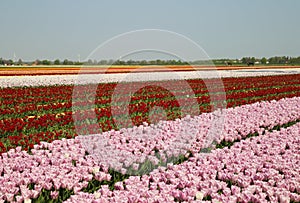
[0,0,299,61]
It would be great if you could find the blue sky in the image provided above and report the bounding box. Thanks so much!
[0,0,299,61]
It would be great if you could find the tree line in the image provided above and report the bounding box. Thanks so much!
[213,56,300,66]
[1,56,300,66]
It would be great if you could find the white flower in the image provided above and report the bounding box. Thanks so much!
[92,167,100,174]
[24,199,32,203]
[64,153,70,158]
[94,191,101,199]
[195,191,204,200]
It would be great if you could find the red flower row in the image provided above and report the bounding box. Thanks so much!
[1,74,300,153]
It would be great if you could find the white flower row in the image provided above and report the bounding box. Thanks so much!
[0,68,299,88]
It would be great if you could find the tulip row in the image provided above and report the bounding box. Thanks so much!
[1,75,299,117]
[1,96,300,202]
[77,96,300,176]
[1,74,299,114]
[1,74,300,154]
[0,138,111,202]
[2,75,298,116]
[65,122,300,203]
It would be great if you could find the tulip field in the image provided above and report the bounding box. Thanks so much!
[0,73,300,202]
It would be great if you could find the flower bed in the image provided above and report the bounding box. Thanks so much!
[1,97,300,202]
[78,96,300,175]
[66,122,300,203]
[1,74,300,153]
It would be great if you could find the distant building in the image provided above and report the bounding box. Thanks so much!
[32,60,39,66]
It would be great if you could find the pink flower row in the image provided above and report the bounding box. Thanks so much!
[0,139,111,202]
[77,96,300,173]
[1,96,300,202]
[65,122,300,203]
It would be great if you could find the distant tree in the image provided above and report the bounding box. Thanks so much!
[42,60,51,65]
[176,60,182,65]
[86,59,93,65]
[98,60,108,65]
[63,59,69,65]
[290,56,300,65]
[114,60,125,65]
[127,60,134,65]
[54,59,60,65]
[240,57,256,64]
[241,57,251,64]
[17,59,23,65]
[149,60,156,65]
[1,59,12,65]
[74,61,83,65]
[268,56,287,64]
[261,57,267,64]
[140,60,148,65]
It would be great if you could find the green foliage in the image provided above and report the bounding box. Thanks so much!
[261,57,267,64]
[54,59,60,65]
[41,60,51,65]
[1,56,300,66]
[63,59,73,65]
[32,188,74,203]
